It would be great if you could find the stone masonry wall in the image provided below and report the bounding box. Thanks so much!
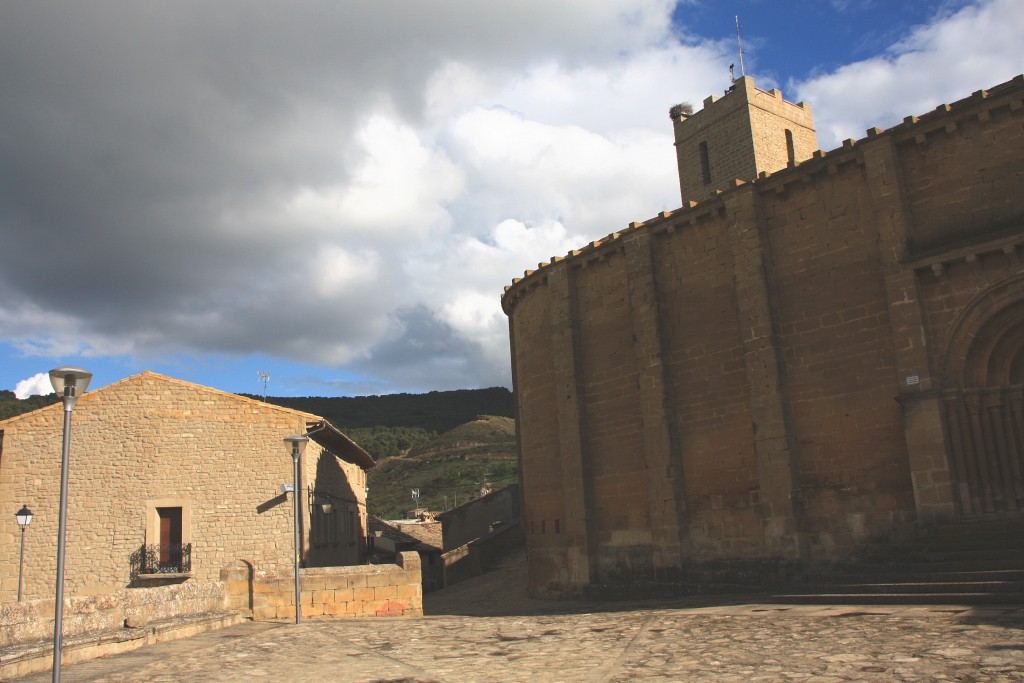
[653,215,762,561]
[0,372,365,603]
[510,273,578,591]
[303,446,368,568]
[222,551,422,620]
[504,76,1024,595]
[0,581,226,647]
[573,255,653,582]
[763,146,917,557]
[898,89,1024,253]
[673,77,816,204]
[746,85,817,177]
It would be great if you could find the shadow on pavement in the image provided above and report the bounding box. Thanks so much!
[423,548,1024,630]
[422,548,760,618]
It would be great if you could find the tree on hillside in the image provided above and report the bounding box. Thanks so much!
[0,390,61,421]
[246,387,514,433]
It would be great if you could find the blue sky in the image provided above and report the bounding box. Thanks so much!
[1,0,1020,399]
[676,2,971,84]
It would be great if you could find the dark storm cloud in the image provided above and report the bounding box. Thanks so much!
[0,1,682,391]
[359,306,505,392]
[3,1,1018,395]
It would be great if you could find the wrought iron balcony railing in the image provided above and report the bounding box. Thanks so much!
[131,543,192,575]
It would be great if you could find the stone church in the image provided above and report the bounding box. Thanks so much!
[502,74,1024,596]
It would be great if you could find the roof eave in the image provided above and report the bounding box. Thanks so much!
[305,419,376,470]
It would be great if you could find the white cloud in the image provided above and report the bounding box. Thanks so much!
[795,0,1024,149]
[0,0,1016,395]
[309,246,382,300]
[284,116,464,241]
[402,218,585,374]
[14,373,53,399]
[447,107,678,238]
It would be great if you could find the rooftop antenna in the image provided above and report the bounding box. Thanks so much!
[257,370,270,401]
[735,15,746,80]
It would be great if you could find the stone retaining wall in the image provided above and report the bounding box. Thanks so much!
[221,551,422,620]
[0,581,227,647]
[443,522,523,588]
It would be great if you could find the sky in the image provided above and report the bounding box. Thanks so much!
[2,0,1021,399]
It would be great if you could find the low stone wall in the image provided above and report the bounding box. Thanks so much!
[0,581,227,648]
[221,551,422,621]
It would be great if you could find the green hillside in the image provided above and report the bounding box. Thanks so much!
[253,387,515,462]
[367,415,518,519]
[1,387,519,517]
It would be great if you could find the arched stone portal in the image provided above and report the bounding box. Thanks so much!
[940,276,1024,516]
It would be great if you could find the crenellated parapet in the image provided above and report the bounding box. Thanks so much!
[502,74,1024,317]
[504,73,1024,596]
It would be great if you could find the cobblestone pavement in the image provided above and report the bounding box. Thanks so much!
[8,555,1024,683]
[8,600,1023,682]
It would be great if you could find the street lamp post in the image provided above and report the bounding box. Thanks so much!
[15,504,33,602]
[284,435,308,624]
[48,367,91,683]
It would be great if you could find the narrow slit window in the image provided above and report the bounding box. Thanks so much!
[699,141,712,185]
[785,129,795,165]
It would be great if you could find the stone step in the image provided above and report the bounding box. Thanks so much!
[0,611,244,680]
[891,535,1024,552]
[882,532,1024,548]
[797,580,1024,595]
[853,550,1024,568]
[918,519,1024,536]
[679,520,1024,605]
[770,591,1024,605]
[809,569,1024,583]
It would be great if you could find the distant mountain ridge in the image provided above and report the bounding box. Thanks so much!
[249,387,516,464]
[247,386,514,433]
[1,385,518,518]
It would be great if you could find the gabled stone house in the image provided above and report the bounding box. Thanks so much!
[0,371,374,603]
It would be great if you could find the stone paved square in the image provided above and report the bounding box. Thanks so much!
[8,595,1023,682]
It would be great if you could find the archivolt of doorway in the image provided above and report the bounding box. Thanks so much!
[940,275,1024,516]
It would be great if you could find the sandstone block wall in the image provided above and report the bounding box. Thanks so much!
[222,551,422,620]
[0,581,227,647]
[673,77,816,204]
[504,76,1024,595]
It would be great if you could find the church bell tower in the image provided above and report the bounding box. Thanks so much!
[671,76,818,204]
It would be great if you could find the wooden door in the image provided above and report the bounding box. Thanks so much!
[941,387,1024,516]
[157,507,183,566]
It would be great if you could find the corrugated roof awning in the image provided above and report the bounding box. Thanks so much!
[305,419,376,470]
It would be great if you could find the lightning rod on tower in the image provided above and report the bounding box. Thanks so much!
[735,15,746,80]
